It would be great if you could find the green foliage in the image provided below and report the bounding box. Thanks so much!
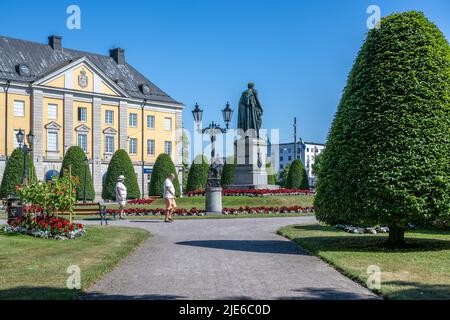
[315,12,450,239]
[102,149,140,200]
[221,156,236,187]
[186,155,210,192]
[266,162,277,185]
[60,146,95,201]
[149,153,181,197]
[0,148,36,198]
[286,160,309,189]
[278,163,291,187]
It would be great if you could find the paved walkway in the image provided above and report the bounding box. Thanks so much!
[81,217,378,300]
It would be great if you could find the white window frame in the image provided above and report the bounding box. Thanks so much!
[147,139,155,156]
[78,107,87,122]
[48,104,58,120]
[147,115,155,129]
[129,138,138,155]
[164,141,172,155]
[77,133,88,153]
[47,131,58,152]
[105,135,115,154]
[105,110,114,125]
[164,117,172,131]
[14,100,25,117]
[129,113,138,128]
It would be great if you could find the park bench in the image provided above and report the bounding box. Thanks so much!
[59,203,108,225]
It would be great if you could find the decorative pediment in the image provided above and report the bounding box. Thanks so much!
[75,124,91,133]
[103,127,118,135]
[45,121,62,131]
[34,57,128,98]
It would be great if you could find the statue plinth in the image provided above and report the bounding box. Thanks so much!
[205,178,223,214]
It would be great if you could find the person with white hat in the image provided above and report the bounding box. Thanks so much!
[115,175,127,220]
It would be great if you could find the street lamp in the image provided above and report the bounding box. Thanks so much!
[83,156,89,203]
[15,129,34,184]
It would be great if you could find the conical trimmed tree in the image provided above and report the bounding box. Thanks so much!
[60,146,95,201]
[149,153,181,197]
[315,12,450,246]
[221,156,236,188]
[0,148,36,197]
[266,162,277,185]
[102,149,140,200]
[286,160,309,190]
[186,155,209,192]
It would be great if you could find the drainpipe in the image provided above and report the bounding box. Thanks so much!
[141,99,147,199]
[4,80,11,158]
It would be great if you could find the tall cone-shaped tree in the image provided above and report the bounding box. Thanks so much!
[149,153,181,197]
[221,156,236,188]
[286,160,309,190]
[0,148,36,197]
[102,149,140,200]
[186,155,210,192]
[315,12,450,246]
[60,146,95,201]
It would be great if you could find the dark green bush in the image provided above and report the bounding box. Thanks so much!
[0,148,36,197]
[60,146,95,201]
[286,160,309,189]
[278,163,291,187]
[221,156,236,187]
[102,149,140,200]
[186,155,209,192]
[149,153,180,197]
[315,12,450,245]
[266,162,277,185]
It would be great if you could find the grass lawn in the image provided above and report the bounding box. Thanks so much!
[278,224,450,300]
[0,225,149,300]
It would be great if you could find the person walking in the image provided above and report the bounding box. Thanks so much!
[115,175,127,220]
[164,173,177,223]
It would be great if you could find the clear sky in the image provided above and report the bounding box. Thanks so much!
[1,0,449,144]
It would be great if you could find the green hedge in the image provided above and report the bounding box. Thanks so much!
[60,146,95,201]
[314,12,450,244]
[221,156,236,187]
[186,155,209,192]
[286,160,309,189]
[102,149,140,200]
[149,153,180,197]
[0,148,36,198]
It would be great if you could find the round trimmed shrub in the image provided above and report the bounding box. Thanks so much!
[286,160,309,190]
[0,148,36,197]
[60,146,95,201]
[102,149,140,200]
[314,12,450,245]
[186,155,209,192]
[221,156,236,187]
[149,153,180,197]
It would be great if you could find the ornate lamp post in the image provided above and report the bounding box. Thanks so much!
[192,102,234,214]
[83,156,89,203]
[15,129,34,185]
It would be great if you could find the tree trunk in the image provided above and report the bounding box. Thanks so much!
[388,226,405,246]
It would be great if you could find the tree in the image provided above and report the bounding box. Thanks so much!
[286,160,309,190]
[102,149,140,200]
[0,148,36,198]
[278,163,291,187]
[186,155,210,192]
[266,162,277,185]
[221,156,236,187]
[315,12,450,246]
[60,146,95,201]
[149,153,181,197]
[182,130,190,192]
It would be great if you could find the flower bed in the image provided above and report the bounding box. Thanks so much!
[127,198,157,205]
[3,215,85,240]
[106,205,315,217]
[186,188,315,197]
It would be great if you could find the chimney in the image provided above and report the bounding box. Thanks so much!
[48,35,62,51]
[109,48,125,65]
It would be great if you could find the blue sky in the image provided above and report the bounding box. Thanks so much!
[1,0,449,144]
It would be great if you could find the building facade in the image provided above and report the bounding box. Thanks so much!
[0,35,184,200]
[276,141,325,186]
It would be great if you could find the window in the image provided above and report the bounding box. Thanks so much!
[129,113,137,127]
[147,139,155,156]
[280,165,284,170]
[47,131,58,152]
[280,156,284,162]
[147,115,155,129]
[78,107,87,122]
[105,110,114,125]
[288,156,292,161]
[307,148,310,152]
[14,100,25,117]
[77,133,88,152]
[164,117,172,131]
[129,138,138,155]
[164,141,172,155]
[48,104,58,120]
[105,136,115,154]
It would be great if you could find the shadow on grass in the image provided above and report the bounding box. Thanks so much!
[289,225,450,253]
[176,240,309,255]
[277,287,379,300]
[0,287,81,300]
[382,281,450,300]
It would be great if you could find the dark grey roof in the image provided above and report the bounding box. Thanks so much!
[0,35,181,104]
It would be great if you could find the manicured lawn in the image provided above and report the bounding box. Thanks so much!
[278,224,450,300]
[0,225,149,300]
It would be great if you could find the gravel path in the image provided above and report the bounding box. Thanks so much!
[80,217,378,300]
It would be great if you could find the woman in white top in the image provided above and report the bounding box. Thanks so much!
[164,173,177,223]
[115,175,127,220]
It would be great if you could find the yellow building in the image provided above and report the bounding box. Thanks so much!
[0,35,184,199]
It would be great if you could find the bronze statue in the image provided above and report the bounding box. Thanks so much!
[237,83,263,137]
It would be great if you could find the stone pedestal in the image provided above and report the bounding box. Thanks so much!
[228,136,273,190]
[205,178,222,214]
